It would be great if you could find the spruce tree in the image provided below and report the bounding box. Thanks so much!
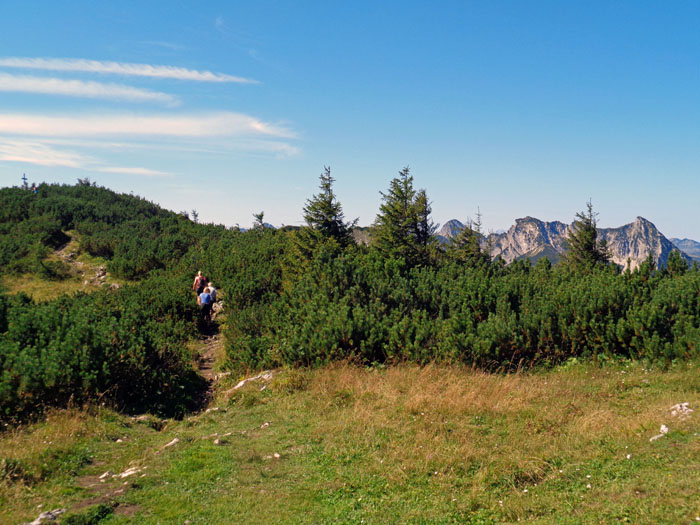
[564,200,610,272]
[302,166,356,246]
[290,167,357,267]
[373,167,436,265]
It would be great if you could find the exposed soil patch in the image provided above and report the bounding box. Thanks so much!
[74,473,141,516]
[195,306,225,387]
[198,333,220,383]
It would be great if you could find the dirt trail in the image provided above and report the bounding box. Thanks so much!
[197,331,223,383]
[195,304,227,391]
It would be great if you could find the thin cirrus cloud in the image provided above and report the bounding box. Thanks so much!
[0,138,172,176]
[0,112,297,140]
[96,166,171,177]
[0,73,180,106]
[0,139,91,168]
[0,57,258,84]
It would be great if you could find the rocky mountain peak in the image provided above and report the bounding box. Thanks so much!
[480,215,690,270]
[438,219,465,239]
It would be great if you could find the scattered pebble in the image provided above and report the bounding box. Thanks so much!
[260,422,270,429]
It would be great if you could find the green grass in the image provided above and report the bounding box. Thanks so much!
[1,233,127,301]
[3,361,700,523]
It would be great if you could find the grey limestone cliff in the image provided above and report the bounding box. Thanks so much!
[440,216,691,270]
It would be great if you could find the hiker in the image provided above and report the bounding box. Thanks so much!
[30,183,37,194]
[192,271,206,295]
[198,286,214,326]
[207,282,217,302]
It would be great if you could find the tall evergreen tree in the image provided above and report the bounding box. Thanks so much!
[373,167,436,265]
[289,167,357,268]
[302,166,356,246]
[564,200,610,272]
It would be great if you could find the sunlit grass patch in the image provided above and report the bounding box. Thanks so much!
[2,362,700,523]
[0,273,99,301]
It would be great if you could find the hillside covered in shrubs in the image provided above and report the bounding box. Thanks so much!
[1,174,700,420]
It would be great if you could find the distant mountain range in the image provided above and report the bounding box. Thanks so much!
[438,216,697,269]
[669,238,700,260]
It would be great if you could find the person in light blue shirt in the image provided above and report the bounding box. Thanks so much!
[197,287,213,326]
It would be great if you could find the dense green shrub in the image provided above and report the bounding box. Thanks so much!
[0,277,203,420]
[3,182,700,420]
[224,245,700,371]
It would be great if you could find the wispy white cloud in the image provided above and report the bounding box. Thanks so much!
[0,57,258,84]
[0,138,175,176]
[0,139,92,167]
[96,166,172,177]
[0,112,296,139]
[0,73,179,105]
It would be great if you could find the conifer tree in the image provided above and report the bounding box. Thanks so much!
[289,167,357,268]
[449,211,489,267]
[253,211,265,230]
[564,200,610,272]
[373,167,436,265]
[302,166,356,247]
[666,249,688,276]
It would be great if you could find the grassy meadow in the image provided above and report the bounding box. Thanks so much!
[3,361,700,524]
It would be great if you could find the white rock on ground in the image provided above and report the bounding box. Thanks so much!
[114,467,143,479]
[670,402,693,419]
[25,508,66,524]
[649,424,670,442]
[231,371,274,391]
[162,437,180,449]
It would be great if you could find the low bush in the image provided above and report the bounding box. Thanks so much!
[0,276,204,421]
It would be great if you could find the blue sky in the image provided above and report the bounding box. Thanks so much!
[0,1,699,238]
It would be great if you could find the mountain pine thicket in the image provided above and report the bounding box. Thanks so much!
[0,177,698,420]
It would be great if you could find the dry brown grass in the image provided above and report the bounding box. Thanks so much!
[292,362,700,520]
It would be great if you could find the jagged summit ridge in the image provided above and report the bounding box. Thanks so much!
[440,215,691,270]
